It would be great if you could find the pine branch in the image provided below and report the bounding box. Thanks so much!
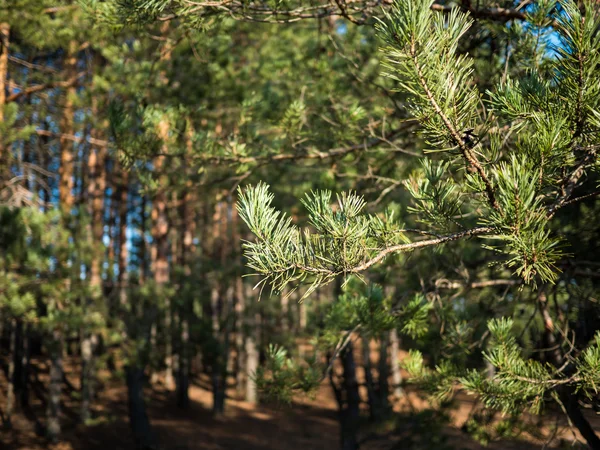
[406,36,499,211]
[153,0,550,26]
[6,71,87,103]
[350,226,493,272]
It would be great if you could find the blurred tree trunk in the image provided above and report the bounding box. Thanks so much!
[117,167,129,308]
[126,366,156,450]
[4,319,16,429]
[0,22,9,177]
[362,337,378,422]
[153,117,172,389]
[330,342,360,450]
[48,39,78,442]
[19,323,30,409]
[46,330,63,443]
[245,301,260,405]
[538,290,600,449]
[81,101,107,423]
[377,335,390,416]
[176,128,196,408]
[389,329,403,399]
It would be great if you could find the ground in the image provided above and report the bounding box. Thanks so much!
[1,352,598,449]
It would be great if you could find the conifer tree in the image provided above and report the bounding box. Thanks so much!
[238,0,600,447]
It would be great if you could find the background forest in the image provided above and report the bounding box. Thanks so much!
[1,0,600,449]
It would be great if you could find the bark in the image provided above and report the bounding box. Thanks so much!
[81,104,107,423]
[19,323,30,408]
[211,284,225,414]
[298,299,307,331]
[176,148,196,408]
[389,329,403,399]
[235,276,246,394]
[139,193,148,284]
[88,142,107,286]
[281,289,289,333]
[46,331,63,443]
[118,168,129,308]
[331,343,360,450]
[377,334,390,416]
[362,337,378,422]
[4,319,16,429]
[80,333,96,423]
[176,318,190,409]
[245,308,260,405]
[58,40,77,216]
[0,22,9,172]
[210,199,226,414]
[538,290,600,449]
[126,366,157,450]
[152,119,172,388]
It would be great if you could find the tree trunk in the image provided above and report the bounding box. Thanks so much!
[538,290,600,449]
[4,319,16,429]
[362,337,378,422]
[245,309,260,405]
[81,116,107,423]
[0,22,9,175]
[19,323,30,409]
[177,153,195,408]
[80,333,95,424]
[152,118,172,388]
[46,331,63,443]
[118,168,129,308]
[126,366,157,450]
[331,343,360,450]
[235,276,246,394]
[211,284,226,414]
[377,334,390,416]
[389,328,403,399]
[58,40,77,216]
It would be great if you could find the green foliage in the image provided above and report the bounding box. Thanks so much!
[237,182,408,297]
[253,344,322,405]
[376,0,479,152]
[462,318,600,415]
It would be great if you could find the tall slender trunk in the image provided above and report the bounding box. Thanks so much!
[298,299,307,332]
[139,193,148,284]
[19,323,30,409]
[49,39,78,442]
[377,334,390,416]
[4,319,16,429]
[235,276,246,394]
[118,168,129,308]
[81,119,107,423]
[210,200,224,413]
[152,119,172,387]
[281,289,289,333]
[0,22,9,177]
[389,329,403,399]
[538,290,600,449]
[245,304,260,405]
[46,330,63,443]
[330,342,360,450]
[362,337,378,422]
[58,40,77,216]
[126,366,156,450]
[177,135,196,408]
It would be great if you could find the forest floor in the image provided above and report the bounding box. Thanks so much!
[1,354,598,449]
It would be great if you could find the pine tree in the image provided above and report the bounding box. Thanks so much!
[238,0,600,447]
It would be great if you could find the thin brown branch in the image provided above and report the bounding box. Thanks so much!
[407,40,499,210]
[35,129,109,147]
[350,226,493,273]
[6,71,86,103]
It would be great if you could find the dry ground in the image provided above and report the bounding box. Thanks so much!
[1,352,598,450]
